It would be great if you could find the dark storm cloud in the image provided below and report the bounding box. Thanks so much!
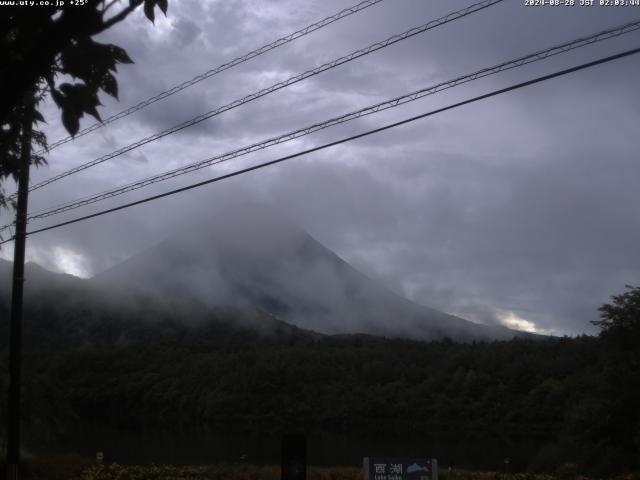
[2,0,639,335]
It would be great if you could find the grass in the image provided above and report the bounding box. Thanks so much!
[18,456,640,480]
[24,456,361,480]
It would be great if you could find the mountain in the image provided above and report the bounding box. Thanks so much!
[90,202,534,342]
[0,258,85,294]
[0,257,320,351]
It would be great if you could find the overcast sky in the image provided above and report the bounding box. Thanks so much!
[2,0,639,335]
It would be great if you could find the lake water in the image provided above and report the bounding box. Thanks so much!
[28,425,553,471]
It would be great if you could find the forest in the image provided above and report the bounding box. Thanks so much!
[0,287,638,475]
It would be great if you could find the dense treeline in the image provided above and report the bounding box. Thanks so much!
[40,336,596,432]
[0,287,639,474]
[0,334,635,473]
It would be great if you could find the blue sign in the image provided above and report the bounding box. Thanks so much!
[363,458,438,480]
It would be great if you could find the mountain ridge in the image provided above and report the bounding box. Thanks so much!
[1,203,540,343]
[88,203,537,342]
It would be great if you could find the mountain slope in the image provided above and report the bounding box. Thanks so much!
[91,203,533,342]
[0,258,320,351]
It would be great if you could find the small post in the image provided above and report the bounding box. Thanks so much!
[6,101,33,480]
[281,434,306,480]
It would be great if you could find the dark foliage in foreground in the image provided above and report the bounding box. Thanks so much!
[0,287,638,474]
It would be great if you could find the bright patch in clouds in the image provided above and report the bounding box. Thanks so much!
[148,12,173,39]
[1,245,89,278]
[52,247,91,278]
[498,310,552,335]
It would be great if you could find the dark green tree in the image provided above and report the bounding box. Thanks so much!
[589,285,640,472]
[593,285,640,337]
[0,0,168,211]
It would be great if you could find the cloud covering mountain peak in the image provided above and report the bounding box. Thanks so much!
[90,201,535,341]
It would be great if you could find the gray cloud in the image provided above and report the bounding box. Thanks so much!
[2,0,639,336]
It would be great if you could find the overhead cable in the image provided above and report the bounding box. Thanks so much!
[18,18,640,224]
[22,0,504,194]
[0,45,636,245]
[37,0,388,154]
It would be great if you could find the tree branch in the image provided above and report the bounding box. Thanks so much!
[102,0,120,13]
[102,0,142,30]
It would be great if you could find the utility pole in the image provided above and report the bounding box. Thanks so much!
[6,100,33,480]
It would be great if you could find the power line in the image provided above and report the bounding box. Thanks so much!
[22,0,504,195]
[36,0,388,155]
[17,18,640,224]
[1,45,636,246]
